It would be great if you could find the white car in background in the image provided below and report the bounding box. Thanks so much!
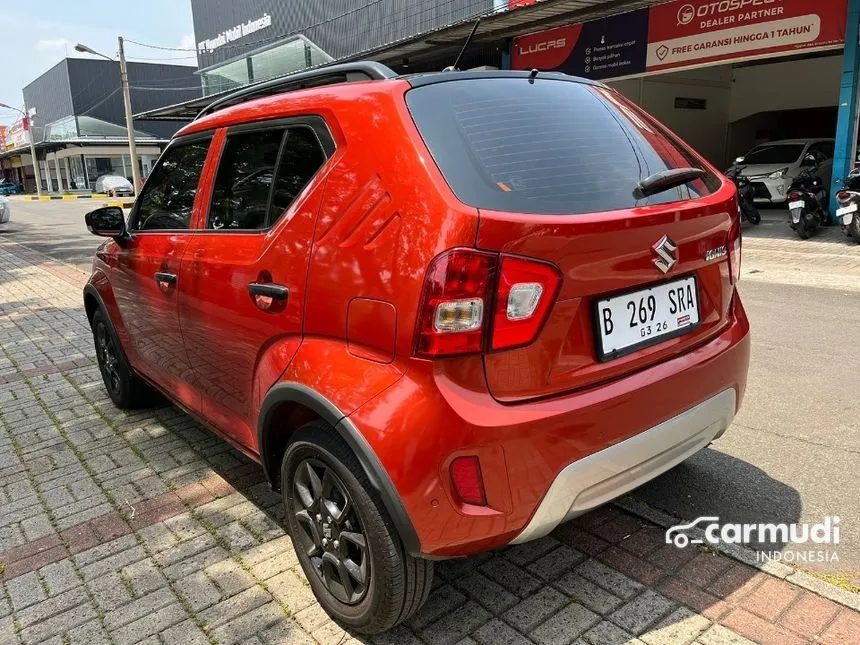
[732,138,834,205]
[0,195,10,227]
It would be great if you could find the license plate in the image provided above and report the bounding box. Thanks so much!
[791,211,801,223]
[788,200,805,210]
[837,203,858,216]
[595,276,700,361]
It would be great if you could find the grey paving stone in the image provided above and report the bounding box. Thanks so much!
[527,546,586,582]
[583,620,643,645]
[610,590,677,636]
[175,569,224,613]
[80,545,147,581]
[18,599,98,645]
[159,619,212,645]
[478,557,542,597]
[6,571,47,612]
[450,569,518,614]
[420,600,491,645]
[553,572,623,615]
[65,618,112,645]
[198,585,272,629]
[239,535,296,566]
[503,587,568,633]
[112,602,187,645]
[504,536,562,566]
[249,551,299,581]
[205,558,256,596]
[157,532,217,568]
[639,608,710,645]
[74,534,138,568]
[209,601,285,645]
[259,619,316,645]
[163,546,231,581]
[119,558,164,596]
[292,603,333,633]
[38,559,80,597]
[87,571,136,613]
[472,618,533,645]
[19,514,54,542]
[530,602,601,645]
[216,520,260,553]
[409,583,467,631]
[267,569,317,615]
[104,587,177,630]
[575,559,644,601]
[16,587,84,629]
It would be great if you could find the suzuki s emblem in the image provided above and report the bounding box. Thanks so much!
[652,235,678,274]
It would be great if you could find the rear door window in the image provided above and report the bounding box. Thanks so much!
[405,78,720,215]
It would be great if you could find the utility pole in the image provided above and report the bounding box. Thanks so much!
[117,36,142,194]
[24,106,44,197]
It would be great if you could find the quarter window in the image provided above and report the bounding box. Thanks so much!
[269,127,327,223]
[133,139,210,231]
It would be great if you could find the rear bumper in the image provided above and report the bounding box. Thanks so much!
[348,295,750,558]
[510,388,736,544]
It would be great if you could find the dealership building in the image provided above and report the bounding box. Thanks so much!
[140,0,860,214]
[0,58,199,193]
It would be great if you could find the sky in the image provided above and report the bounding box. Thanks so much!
[0,0,196,126]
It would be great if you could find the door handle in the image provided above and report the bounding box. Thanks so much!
[154,272,177,292]
[248,283,289,311]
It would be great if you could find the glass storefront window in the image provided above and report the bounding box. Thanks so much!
[44,116,79,141]
[200,36,333,96]
[77,116,155,139]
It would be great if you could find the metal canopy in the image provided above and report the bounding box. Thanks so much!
[136,0,658,121]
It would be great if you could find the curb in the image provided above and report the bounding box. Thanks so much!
[103,200,134,209]
[614,496,860,612]
[21,194,109,201]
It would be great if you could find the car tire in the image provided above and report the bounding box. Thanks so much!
[91,309,151,409]
[282,422,433,634]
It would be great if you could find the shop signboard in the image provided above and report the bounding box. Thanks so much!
[513,0,848,79]
[648,0,848,72]
[0,126,6,153]
[5,118,30,151]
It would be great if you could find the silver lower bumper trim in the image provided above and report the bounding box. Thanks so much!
[510,388,736,545]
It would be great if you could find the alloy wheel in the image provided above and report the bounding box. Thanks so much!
[290,457,370,605]
[95,323,121,396]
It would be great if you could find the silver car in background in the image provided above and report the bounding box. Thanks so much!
[732,138,834,205]
[94,175,135,198]
[0,195,11,226]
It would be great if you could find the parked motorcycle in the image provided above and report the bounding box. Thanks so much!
[835,168,860,243]
[787,154,828,239]
[726,165,761,225]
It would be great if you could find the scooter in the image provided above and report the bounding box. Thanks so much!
[725,165,761,225]
[835,168,860,243]
[787,154,828,240]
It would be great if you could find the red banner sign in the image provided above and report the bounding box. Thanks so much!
[512,0,847,78]
[648,0,848,72]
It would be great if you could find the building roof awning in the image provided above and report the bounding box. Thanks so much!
[135,0,656,121]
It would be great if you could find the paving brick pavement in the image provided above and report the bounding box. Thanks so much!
[1,236,858,645]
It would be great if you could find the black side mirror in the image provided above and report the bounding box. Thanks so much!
[85,206,127,239]
[802,154,818,167]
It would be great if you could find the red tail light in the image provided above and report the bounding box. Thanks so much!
[414,248,561,357]
[837,190,851,204]
[789,191,803,201]
[491,256,562,351]
[728,217,742,285]
[450,456,486,506]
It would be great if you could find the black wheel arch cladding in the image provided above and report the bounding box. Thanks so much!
[258,382,423,558]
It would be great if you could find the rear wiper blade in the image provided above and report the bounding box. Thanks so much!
[634,167,706,200]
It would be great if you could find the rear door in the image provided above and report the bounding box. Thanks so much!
[406,76,737,402]
[179,119,331,449]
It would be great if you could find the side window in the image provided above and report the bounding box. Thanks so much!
[208,129,285,230]
[133,139,210,231]
[810,142,834,160]
[268,127,327,225]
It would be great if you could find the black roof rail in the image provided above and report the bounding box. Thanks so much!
[195,61,397,120]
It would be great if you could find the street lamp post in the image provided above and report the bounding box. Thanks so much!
[74,38,142,195]
[0,102,44,197]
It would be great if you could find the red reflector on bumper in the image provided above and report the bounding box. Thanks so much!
[450,456,487,506]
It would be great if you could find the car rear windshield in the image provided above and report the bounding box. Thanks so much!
[405,77,721,215]
[743,145,804,165]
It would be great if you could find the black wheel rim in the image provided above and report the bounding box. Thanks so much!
[290,457,369,605]
[95,323,121,397]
